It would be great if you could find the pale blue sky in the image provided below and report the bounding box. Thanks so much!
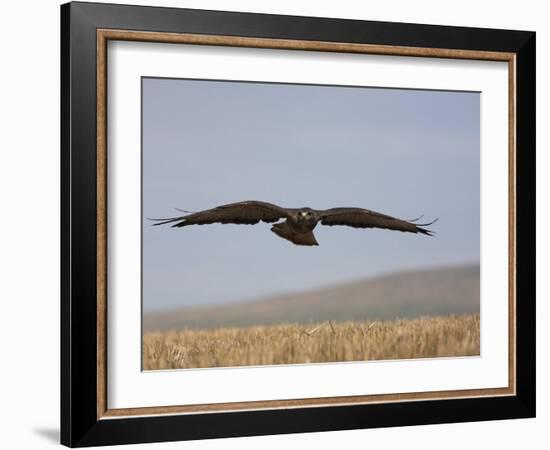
[142,77,480,312]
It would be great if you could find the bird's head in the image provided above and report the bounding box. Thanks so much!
[298,208,315,222]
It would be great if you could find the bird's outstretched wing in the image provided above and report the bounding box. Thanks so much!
[150,200,291,227]
[317,207,437,236]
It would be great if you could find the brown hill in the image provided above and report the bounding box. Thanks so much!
[143,264,479,331]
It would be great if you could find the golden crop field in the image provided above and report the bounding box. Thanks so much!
[142,314,479,370]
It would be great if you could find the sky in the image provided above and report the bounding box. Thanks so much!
[142,77,480,312]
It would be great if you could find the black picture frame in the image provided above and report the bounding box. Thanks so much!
[61,1,535,447]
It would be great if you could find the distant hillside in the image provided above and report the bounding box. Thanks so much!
[143,264,480,331]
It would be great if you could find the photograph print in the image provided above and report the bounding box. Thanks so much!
[142,77,480,370]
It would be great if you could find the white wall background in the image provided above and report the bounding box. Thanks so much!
[0,1,546,449]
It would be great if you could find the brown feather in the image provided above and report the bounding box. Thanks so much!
[271,222,319,246]
[151,200,291,227]
[318,207,436,236]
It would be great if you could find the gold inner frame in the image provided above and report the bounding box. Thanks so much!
[96,29,517,420]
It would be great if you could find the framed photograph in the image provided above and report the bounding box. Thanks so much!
[61,1,535,447]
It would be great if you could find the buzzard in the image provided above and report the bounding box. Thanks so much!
[151,200,437,246]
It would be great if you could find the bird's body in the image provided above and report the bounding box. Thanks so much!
[271,211,320,246]
[150,200,437,246]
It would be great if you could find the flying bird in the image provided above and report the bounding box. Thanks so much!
[150,200,437,246]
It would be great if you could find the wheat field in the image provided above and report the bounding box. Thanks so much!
[142,314,479,370]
